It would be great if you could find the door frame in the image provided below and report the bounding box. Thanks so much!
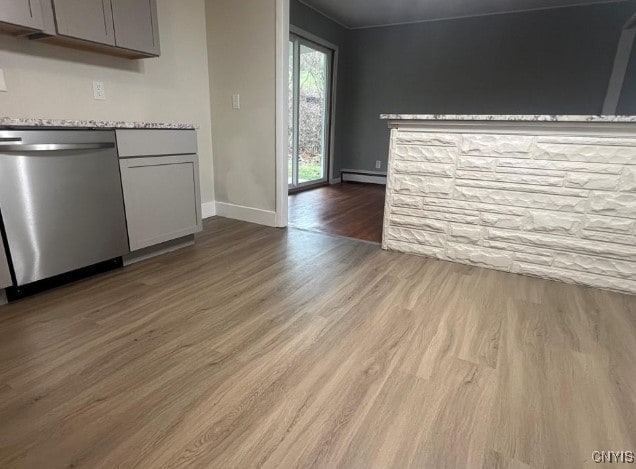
[289,26,339,190]
[275,0,339,227]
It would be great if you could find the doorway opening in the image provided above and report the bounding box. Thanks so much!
[288,33,333,192]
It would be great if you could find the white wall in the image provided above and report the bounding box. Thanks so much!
[206,0,277,215]
[0,0,215,204]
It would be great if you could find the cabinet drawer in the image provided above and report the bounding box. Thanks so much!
[120,155,202,252]
[116,130,197,157]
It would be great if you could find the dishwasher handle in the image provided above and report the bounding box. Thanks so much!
[0,143,115,152]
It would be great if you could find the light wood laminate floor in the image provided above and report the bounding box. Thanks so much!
[0,217,634,468]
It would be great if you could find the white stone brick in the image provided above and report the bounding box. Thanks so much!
[457,157,497,171]
[512,262,636,294]
[386,227,446,247]
[422,199,526,216]
[486,229,636,261]
[396,132,458,146]
[589,193,636,218]
[523,211,583,236]
[619,167,636,192]
[393,145,458,163]
[389,215,448,233]
[417,204,480,217]
[447,243,513,270]
[535,143,636,164]
[386,240,446,259]
[581,230,635,246]
[515,252,553,266]
[460,134,534,158]
[553,253,636,280]
[480,212,524,229]
[393,161,454,177]
[394,175,454,197]
[537,136,636,147]
[565,173,619,190]
[455,179,589,197]
[482,240,555,259]
[455,170,563,187]
[497,158,623,174]
[450,225,482,245]
[585,215,634,234]
[392,207,481,225]
[391,194,422,209]
[496,166,566,177]
[454,186,588,212]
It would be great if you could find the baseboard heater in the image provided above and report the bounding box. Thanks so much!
[341,169,387,185]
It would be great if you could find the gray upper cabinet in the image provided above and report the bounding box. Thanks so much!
[2,0,160,58]
[111,0,160,56]
[52,0,115,45]
[0,0,44,32]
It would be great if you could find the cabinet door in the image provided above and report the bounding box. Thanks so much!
[0,0,43,31]
[52,0,114,45]
[0,230,12,289]
[111,0,160,55]
[120,155,202,252]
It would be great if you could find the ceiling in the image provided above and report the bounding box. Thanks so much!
[299,0,627,29]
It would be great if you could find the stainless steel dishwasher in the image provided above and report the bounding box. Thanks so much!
[0,130,130,287]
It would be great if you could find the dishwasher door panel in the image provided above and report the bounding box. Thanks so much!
[0,131,130,286]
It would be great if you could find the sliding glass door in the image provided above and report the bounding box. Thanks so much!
[288,34,333,190]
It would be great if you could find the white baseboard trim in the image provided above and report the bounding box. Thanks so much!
[329,177,342,184]
[341,169,387,185]
[215,202,277,227]
[202,201,217,219]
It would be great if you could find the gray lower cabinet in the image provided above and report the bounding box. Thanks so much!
[51,0,115,45]
[119,149,202,252]
[0,231,12,290]
[111,0,160,56]
[0,0,43,33]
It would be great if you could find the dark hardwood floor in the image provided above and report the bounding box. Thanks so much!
[288,182,386,243]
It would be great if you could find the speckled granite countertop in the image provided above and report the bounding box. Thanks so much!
[0,117,196,129]
[380,114,636,123]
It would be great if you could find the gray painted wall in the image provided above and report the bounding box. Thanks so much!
[292,1,636,175]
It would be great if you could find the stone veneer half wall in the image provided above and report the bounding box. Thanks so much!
[382,119,636,295]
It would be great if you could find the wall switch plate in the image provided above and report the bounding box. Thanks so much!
[375,160,382,169]
[0,69,7,92]
[93,81,106,100]
[232,94,240,110]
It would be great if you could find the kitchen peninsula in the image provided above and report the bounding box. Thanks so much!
[381,114,636,295]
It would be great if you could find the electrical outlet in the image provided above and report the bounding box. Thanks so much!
[232,94,240,110]
[375,160,382,169]
[93,81,106,100]
[0,69,7,92]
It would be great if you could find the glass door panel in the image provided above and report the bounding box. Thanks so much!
[288,35,332,190]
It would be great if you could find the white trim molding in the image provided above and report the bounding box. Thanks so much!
[215,202,277,227]
[341,169,387,185]
[275,0,290,228]
[201,201,216,219]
